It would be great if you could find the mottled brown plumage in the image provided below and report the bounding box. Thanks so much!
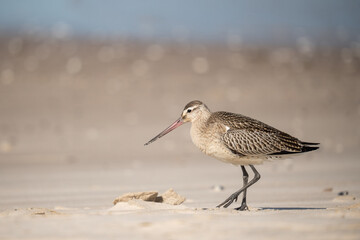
[209,111,308,157]
[145,100,319,210]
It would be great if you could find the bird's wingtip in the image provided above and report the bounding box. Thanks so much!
[301,145,319,153]
[301,141,320,146]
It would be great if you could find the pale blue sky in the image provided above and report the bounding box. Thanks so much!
[0,0,359,45]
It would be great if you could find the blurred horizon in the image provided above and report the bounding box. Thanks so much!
[1,0,360,46]
[0,1,359,165]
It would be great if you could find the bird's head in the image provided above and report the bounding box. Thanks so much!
[181,100,210,123]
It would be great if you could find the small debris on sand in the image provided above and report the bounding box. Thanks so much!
[338,190,349,196]
[323,187,333,192]
[0,208,63,217]
[113,188,185,205]
[211,185,225,192]
[159,188,186,205]
[113,191,158,205]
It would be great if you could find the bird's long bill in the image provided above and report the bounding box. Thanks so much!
[144,117,183,146]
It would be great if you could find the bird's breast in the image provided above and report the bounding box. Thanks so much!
[190,122,228,156]
[190,124,208,153]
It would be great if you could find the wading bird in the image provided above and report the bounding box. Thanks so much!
[145,100,319,210]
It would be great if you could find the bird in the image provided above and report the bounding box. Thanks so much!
[144,100,319,210]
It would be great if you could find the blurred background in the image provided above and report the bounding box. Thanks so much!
[0,0,359,167]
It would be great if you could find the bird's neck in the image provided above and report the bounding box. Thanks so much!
[190,110,212,153]
[193,110,211,128]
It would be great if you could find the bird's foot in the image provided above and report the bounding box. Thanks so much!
[235,203,248,211]
[216,193,239,208]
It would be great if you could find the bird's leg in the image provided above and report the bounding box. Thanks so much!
[235,165,249,211]
[217,165,260,209]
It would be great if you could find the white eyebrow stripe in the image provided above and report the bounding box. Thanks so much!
[185,106,197,112]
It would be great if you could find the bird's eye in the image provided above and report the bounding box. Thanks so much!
[187,109,192,113]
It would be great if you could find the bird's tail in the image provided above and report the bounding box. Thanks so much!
[300,141,320,153]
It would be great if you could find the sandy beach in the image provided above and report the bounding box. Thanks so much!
[0,36,359,239]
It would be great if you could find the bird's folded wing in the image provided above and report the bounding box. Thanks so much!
[221,129,301,156]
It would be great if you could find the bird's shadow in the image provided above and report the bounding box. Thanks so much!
[199,207,326,211]
[259,207,326,211]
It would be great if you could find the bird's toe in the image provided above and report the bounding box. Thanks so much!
[235,204,249,211]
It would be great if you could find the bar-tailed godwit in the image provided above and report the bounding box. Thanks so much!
[145,100,319,210]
